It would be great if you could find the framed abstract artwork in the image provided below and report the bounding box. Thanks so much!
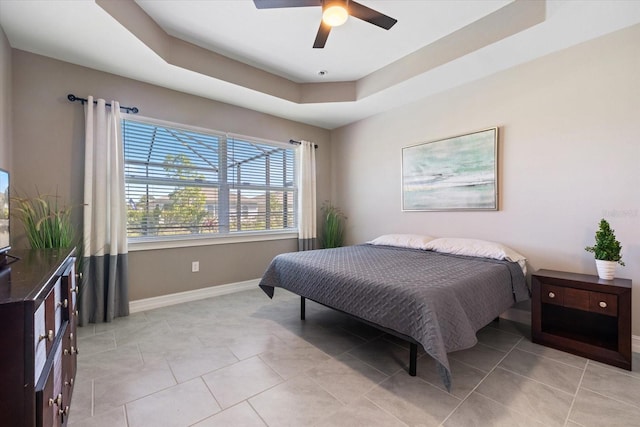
[402,127,498,211]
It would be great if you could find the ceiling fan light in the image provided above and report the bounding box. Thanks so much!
[322,4,348,27]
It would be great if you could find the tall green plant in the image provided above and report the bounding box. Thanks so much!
[584,218,625,266]
[321,201,346,249]
[12,192,75,249]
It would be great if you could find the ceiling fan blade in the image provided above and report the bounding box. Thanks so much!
[313,21,331,49]
[253,0,321,9]
[349,1,397,30]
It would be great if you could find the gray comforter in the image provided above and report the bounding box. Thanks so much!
[258,244,529,390]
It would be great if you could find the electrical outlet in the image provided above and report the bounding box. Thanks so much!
[191,261,199,272]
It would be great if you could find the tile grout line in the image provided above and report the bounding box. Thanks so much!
[123,404,130,427]
[246,398,270,427]
[577,360,640,411]
[362,395,411,427]
[438,336,525,426]
[563,359,588,427]
[511,344,588,370]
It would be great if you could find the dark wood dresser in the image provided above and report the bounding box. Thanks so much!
[532,269,632,370]
[0,248,78,427]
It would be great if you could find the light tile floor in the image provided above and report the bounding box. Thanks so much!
[68,288,640,427]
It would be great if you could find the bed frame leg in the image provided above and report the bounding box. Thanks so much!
[301,296,306,320]
[409,343,417,376]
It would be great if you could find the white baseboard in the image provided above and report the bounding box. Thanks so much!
[500,308,640,354]
[129,278,260,313]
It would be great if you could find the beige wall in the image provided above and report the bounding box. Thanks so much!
[0,26,10,171]
[11,50,331,301]
[8,24,640,334]
[331,25,640,334]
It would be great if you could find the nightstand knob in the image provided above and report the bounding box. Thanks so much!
[548,292,555,298]
[599,301,607,308]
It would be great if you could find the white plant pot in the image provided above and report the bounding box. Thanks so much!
[595,259,617,280]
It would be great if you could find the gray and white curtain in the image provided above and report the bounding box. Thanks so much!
[297,140,317,251]
[78,96,129,325]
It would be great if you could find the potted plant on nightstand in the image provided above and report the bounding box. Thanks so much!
[584,218,625,280]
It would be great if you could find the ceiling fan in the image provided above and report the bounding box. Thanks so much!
[253,0,398,49]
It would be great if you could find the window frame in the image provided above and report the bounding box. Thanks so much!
[121,114,299,251]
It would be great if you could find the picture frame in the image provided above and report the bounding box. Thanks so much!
[402,127,498,211]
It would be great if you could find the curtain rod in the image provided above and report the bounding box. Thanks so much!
[289,139,318,149]
[67,94,139,114]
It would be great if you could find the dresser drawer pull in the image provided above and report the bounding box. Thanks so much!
[71,286,78,293]
[58,406,69,416]
[39,330,54,342]
[64,346,78,355]
[548,292,555,298]
[49,394,62,407]
[57,299,68,309]
[599,301,607,308]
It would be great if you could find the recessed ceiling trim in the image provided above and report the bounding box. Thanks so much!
[358,0,546,98]
[96,0,304,103]
[97,0,543,106]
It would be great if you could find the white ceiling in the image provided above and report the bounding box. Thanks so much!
[136,0,512,83]
[1,0,639,129]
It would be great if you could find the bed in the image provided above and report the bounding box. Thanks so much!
[258,235,530,390]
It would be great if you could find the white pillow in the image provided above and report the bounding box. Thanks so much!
[367,234,435,250]
[424,237,527,274]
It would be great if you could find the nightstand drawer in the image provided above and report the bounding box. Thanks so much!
[540,282,616,315]
[540,284,564,306]
[563,287,590,311]
[589,292,617,316]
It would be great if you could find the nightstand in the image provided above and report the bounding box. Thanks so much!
[532,269,632,370]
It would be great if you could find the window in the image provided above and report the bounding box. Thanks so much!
[123,117,297,241]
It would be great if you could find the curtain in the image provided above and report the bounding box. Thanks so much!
[297,140,317,251]
[78,96,129,325]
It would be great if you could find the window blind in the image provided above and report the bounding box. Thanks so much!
[123,118,297,239]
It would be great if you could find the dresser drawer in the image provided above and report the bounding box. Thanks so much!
[34,277,65,383]
[34,301,48,382]
[54,278,63,335]
[36,324,65,427]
